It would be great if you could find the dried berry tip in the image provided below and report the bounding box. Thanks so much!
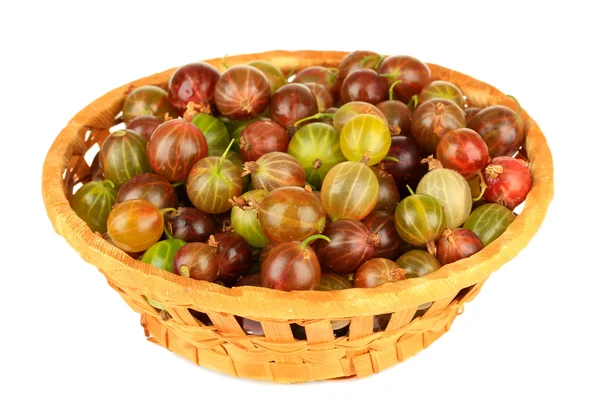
[421,155,443,170]
[183,101,198,122]
[389,125,401,136]
[485,164,504,179]
[360,152,371,165]
[426,240,437,256]
[241,161,259,177]
[442,229,455,245]
[312,158,322,169]
[208,235,219,248]
[366,233,381,245]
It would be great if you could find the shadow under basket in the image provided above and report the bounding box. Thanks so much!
[42,50,554,383]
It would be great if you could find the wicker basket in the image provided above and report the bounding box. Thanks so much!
[42,50,554,383]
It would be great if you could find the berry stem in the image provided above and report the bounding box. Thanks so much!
[406,185,415,195]
[294,112,334,127]
[407,95,419,109]
[216,139,235,174]
[171,181,185,188]
[388,79,403,101]
[160,208,177,240]
[300,234,330,250]
[472,170,488,202]
[222,54,229,70]
[382,156,400,163]
[286,66,298,80]
[179,265,191,278]
[102,179,116,189]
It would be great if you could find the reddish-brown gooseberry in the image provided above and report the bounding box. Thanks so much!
[122,85,176,124]
[242,152,306,191]
[465,107,482,125]
[337,50,382,84]
[362,210,405,260]
[483,157,532,210]
[107,199,164,253]
[164,207,217,243]
[168,62,221,114]
[269,83,319,132]
[411,98,467,153]
[377,55,431,103]
[116,173,176,209]
[436,228,484,266]
[210,233,253,286]
[340,68,386,105]
[370,165,400,213]
[214,65,270,120]
[173,242,219,282]
[239,120,289,162]
[126,115,163,141]
[293,65,339,98]
[304,82,334,113]
[469,104,524,158]
[247,60,287,95]
[376,100,413,137]
[354,258,405,288]
[436,128,489,179]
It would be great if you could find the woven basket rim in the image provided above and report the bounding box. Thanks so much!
[42,50,554,319]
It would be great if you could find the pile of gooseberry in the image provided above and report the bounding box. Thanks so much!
[71,51,533,335]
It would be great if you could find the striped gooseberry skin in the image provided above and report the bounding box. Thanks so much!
[304,82,334,113]
[293,65,340,98]
[418,80,464,108]
[261,241,321,291]
[332,101,388,132]
[314,220,379,274]
[100,129,153,188]
[173,242,219,282]
[436,228,484,266]
[212,232,253,286]
[362,210,404,260]
[190,113,231,156]
[463,203,515,247]
[214,65,270,120]
[395,250,441,279]
[416,168,472,229]
[126,115,163,141]
[258,186,326,243]
[116,173,176,209]
[411,98,467,153]
[468,105,523,158]
[377,55,431,103]
[269,83,319,130]
[340,68,386,105]
[465,107,482,125]
[376,100,413,137]
[164,207,217,243]
[394,193,447,255]
[340,114,392,166]
[317,273,353,291]
[122,85,175,124]
[321,161,379,221]
[248,60,286,95]
[147,119,208,182]
[287,122,345,189]
[354,258,406,288]
[337,50,381,84]
[483,156,532,210]
[436,128,489,179]
[244,152,306,191]
[239,120,289,162]
[168,62,221,113]
[231,189,270,248]
[370,165,400,214]
[140,239,187,273]
[186,156,243,214]
[107,199,164,253]
[70,180,117,234]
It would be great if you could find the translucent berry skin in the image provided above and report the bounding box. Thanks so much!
[239,120,289,162]
[231,189,270,248]
[261,241,321,291]
[416,169,472,229]
[258,187,326,243]
[377,55,431,103]
[246,152,306,191]
[418,80,464,108]
[394,194,447,252]
[411,98,467,153]
[463,203,515,247]
[321,161,379,221]
[70,180,117,234]
[337,50,381,84]
[214,65,271,120]
[362,210,404,260]
[140,239,187,273]
[465,107,482,125]
[354,258,405,288]
[376,100,413,137]
[340,68,386,105]
[191,113,231,156]
[380,136,427,196]
[147,119,208,182]
[100,130,153,188]
[340,114,391,165]
[212,232,253,286]
[248,60,287,95]
[436,228,484,266]
[395,250,441,279]
[287,122,346,189]
[164,207,217,243]
[370,166,400,214]
[186,156,243,214]
[168,62,221,113]
[122,85,176,124]
[107,199,164,253]
[293,66,340,99]
[116,173,176,209]
[332,101,388,132]
[483,157,532,210]
[468,105,524,158]
[318,273,353,291]
[269,83,319,131]
[126,115,162,141]
[304,82,334,113]
[173,242,219,282]
[314,220,378,274]
[436,128,489,179]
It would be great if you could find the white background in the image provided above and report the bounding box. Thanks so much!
[1,1,598,409]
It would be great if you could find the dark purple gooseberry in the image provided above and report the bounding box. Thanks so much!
[380,135,428,197]
[164,207,217,243]
[340,68,386,105]
[214,65,271,120]
[411,98,467,154]
[376,100,413,137]
[468,105,524,158]
[377,55,431,103]
[213,211,232,232]
[362,210,405,260]
[293,66,339,99]
[370,165,400,214]
[116,173,176,209]
[210,232,252,286]
[126,115,163,141]
[168,62,221,114]
[270,83,319,132]
[314,220,379,274]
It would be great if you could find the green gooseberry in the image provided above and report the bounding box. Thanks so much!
[230,189,270,248]
[69,179,117,234]
[463,203,515,247]
[100,129,153,187]
[247,60,287,95]
[191,113,231,155]
[140,238,186,273]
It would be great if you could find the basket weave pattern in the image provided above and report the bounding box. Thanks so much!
[42,50,554,383]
